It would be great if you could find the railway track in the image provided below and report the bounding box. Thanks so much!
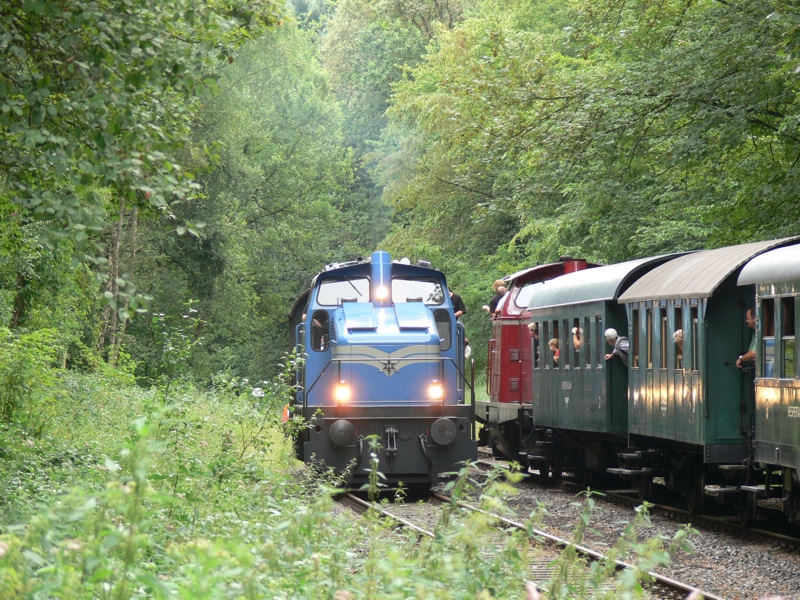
[474,453,800,551]
[338,489,723,599]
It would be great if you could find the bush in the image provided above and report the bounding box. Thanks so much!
[0,327,62,436]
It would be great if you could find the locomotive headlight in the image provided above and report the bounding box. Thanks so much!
[375,286,389,300]
[428,380,444,401]
[334,381,351,403]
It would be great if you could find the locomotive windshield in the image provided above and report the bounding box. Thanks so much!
[317,277,370,305]
[515,281,545,309]
[392,277,445,305]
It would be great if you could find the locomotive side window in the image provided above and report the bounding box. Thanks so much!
[310,311,330,351]
[782,297,795,378]
[762,298,776,378]
[631,309,639,369]
[690,306,699,372]
[562,319,570,368]
[674,305,683,370]
[317,277,370,306]
[392,278,445,305]
[433,308,452,350]
[660,311,668,370]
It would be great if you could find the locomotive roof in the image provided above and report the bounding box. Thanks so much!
[527,255,677,309]
[502,257,597,284]
[619,237,800,303]
[738,242,800,286]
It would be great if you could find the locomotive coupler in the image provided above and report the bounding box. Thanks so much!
[385,426,399,461]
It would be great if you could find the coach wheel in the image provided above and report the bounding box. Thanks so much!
[550,454,563,481]
[738,492,756,527]
[686,464,705,515]
[637,475,653,502]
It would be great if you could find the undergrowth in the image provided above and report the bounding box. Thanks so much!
[0,368,697,599]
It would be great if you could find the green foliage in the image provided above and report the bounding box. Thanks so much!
[0,365,699,599]
[0,0,281,251]
[0,327,61,434]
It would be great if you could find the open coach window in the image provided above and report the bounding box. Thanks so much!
[783,297,796,378]
[317,277,370,306]
[392,278,445,304]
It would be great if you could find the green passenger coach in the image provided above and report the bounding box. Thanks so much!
[525,255,678,484]
[738,243,800,525]
[618,238,799,513]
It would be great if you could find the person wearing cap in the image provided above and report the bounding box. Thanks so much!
[604,328,630,366]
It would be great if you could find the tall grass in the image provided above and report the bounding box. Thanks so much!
[1,368,697,599]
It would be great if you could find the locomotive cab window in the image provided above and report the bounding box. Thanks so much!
[433,308,452,350]
[512,281,544,315]
[762,298,775,378]
[317,277,370,306]
[392,278,445,305]
[783,297,796,379]
[310,311,330,351]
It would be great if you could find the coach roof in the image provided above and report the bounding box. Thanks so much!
[528,255,678,310]
[738,243,800,286]
[619,238,800,303]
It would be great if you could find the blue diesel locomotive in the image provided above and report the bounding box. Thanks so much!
[289,251,477,487]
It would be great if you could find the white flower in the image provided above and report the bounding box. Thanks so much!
[251,387,264,398]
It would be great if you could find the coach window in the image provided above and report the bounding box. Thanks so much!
[690,306,699,371]
[782,297,795,378]
[659,309,668,370]
[631,309,640,369]
[646,307,653,369]
[562,319,570,368]
[584,316,591,368]
[541,321,550,369]
[551,320,560,368]
[310,311,329,351]
[570,317,581,368]
[762,298,776,378]
[674,305,683,370]
[595,317,604,367]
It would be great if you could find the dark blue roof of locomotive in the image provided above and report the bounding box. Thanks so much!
[528,254,679,309]
[738,242,800,286]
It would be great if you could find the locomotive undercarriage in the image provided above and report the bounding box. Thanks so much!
[296,404,476,488]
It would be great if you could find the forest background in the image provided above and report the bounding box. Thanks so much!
[3,0,800,389]
[1,1,797,597]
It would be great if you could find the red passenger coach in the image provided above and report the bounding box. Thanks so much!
[477,257,599,457]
